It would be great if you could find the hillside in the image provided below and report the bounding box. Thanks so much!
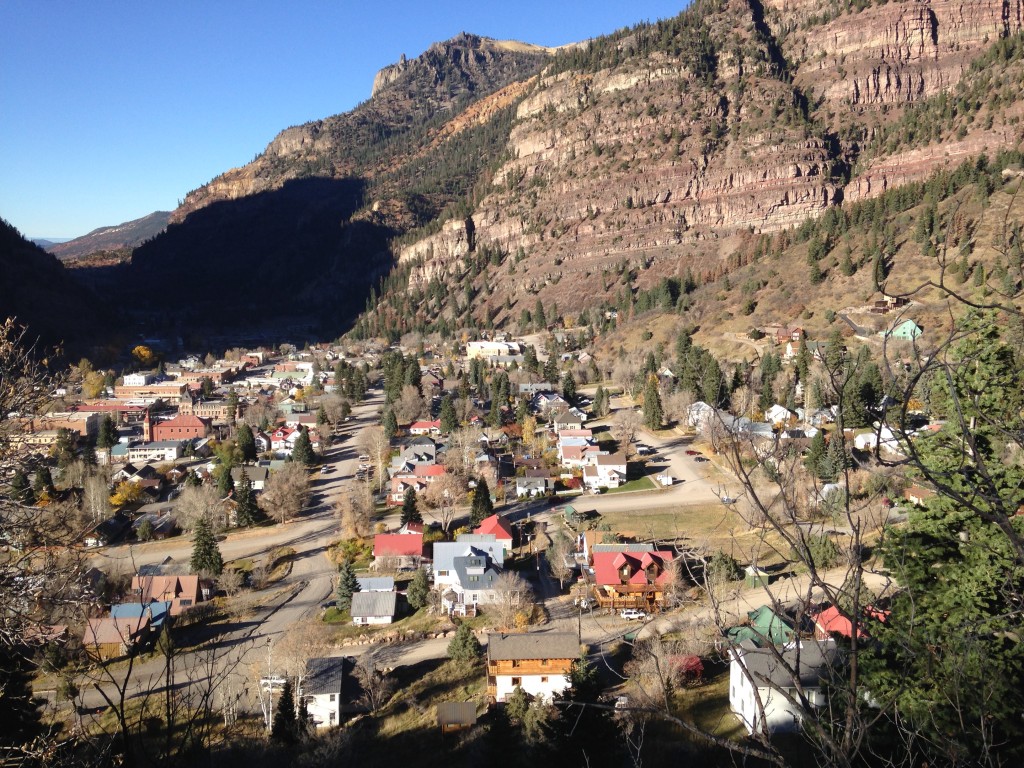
[47,1,1024,347]
[48,210,170,261]
[0,218,120,358]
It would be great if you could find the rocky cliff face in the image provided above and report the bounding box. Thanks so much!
[397,0,1024,319]
[172,34,549,224]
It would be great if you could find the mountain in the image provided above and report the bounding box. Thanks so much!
[47,210,171,261]
[57,2,1024,348]
[94,33,552,340]
[31,237,71,249]
[0,218,120,358]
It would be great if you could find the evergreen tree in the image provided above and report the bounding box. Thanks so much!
[185,470,202,488]
[291,427,315,467]
[406,568,430,610]
[543,356,559,384]
[821,434,848,482]
[32,467,54,496]
[335,560,360,613]
[439,395,457,434]
[642,376,663,429]
[216,467,235,499]
[236,422,257,462]
[806,429,827,475]
[561,371,577,404]
[447,623,483,662]
[401,487,422,526]
[470,476,493,527]
[271,679,298,744]
[97,414,117,449]
[593,385,608,418]
[382,408,398,437]
[9,469,34,506]
[190,516,224,576]
[234,468,260,527]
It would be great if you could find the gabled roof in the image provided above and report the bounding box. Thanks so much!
[350,590,398,618]
[727,606,795,647]
[592,550,675,586]
[356,576,395,592]
[131,574,200,605]
[487,631,579,661]
[304,657,345,696]
[373,533,424,558]
[84,614,149,646]
[731,639,838,688]
[474,514,514,542]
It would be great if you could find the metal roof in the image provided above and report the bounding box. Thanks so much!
[487,631,580,662]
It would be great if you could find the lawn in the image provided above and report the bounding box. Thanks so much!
[605,476,658,494]
[322,606,456,640]
[672,663,746,740]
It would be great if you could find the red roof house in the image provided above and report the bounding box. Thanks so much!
[474,514,514,555]
[373,533,426,569]
[591,550,676,609]
[812,605,889,640]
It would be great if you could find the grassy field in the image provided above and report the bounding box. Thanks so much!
[322,606,456,640]
[605,476,658,494]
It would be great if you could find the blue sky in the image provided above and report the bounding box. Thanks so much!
[1,1,689,239]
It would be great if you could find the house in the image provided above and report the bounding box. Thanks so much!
[432,544,504,615]
[356,577,395,592]
[883,319,923,341]
[253,430,272,454]
[531,392,569,418]
[590,549,675,609]
[127,440,184,464]
[515,475,551,498]
[350,591,399,625]
[486,632,579,703]
[372,533,425,570]
[729,639,838,736]
[130,574,202,616]
[582,452,628,490]
[151,413,211,442]
[473,514,515,557]
[408,419,442,436]
[437,702,478,733]
[388,464,447,505]
[726,606,795,647]
[435,535,506,572]
[764,405,798,428]
[551,410,584,432]
[131,509,177,540]
[84,513,132,547]
[110,601,172,631]
[230,465,269,491]
[83,614,151,661]
[303,657,346,728]
[903,484,936,506]
[811,605,889,641]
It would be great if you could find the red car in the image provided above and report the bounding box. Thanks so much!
[685,450,700,456]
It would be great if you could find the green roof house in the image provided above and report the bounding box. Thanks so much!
[883,319,922,341]
[727,605,795,647]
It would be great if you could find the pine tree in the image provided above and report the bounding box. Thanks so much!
[234,468,260,527]
[447,623,483,662]
[216,467,234,499]
[806,429,827,476]
[562,371,578,404]
[407,568,430,610]
[190,516,224,576]
[543,356,559,384]
[236,422,257,462]
[97,414,117,449]
[821,434,848,482]
[335,560,360,613]
[271,679,298,744]
[470,476,493,527]
[382,408,398,437]
[401,487,422,526]
[439,395,457,434]
[292,427,315,467]
[642,376,664,429]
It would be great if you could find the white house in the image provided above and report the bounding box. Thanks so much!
[486,632,579,703]
[302,657,346,728]
[127,441,183,464]
[582,452,627,490]
[350,590,398,625]
[729,639,837,736]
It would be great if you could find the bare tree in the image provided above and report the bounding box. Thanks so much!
[662,387,695,427]
[548,531,574,589]
[443,425,484,478]
[358,425,390,493]
[258,462,311,523]
[177,484,224,532]
[82,469,112,522]
[612,407,642,457]
[353,651,395,712]
[392,383,425,425]
[489,571,534,630]
[423,472,464,533]
[335,480,373,539]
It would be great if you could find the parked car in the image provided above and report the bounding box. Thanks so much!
[620,609,648,621]
[574,596,592,609]
[720,496,736,504]
[694,456,710,463]
[685,449,700,456]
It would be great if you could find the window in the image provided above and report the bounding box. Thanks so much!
[437,570,449,577]
[329,694,336,702]
[541,658,549,666]
[512,677,521,686]
[179,600,192,607]
[512,659,521,668]
[329,712,336,723]
[541,676,549,683]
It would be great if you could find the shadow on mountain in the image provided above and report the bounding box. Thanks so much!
[106,177,394,345]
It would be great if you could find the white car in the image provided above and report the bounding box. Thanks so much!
[620,609,648,621]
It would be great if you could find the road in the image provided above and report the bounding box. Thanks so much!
[71,389,384,711]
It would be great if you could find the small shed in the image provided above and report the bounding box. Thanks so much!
[437,701,477,733]
[350,590,398,625]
